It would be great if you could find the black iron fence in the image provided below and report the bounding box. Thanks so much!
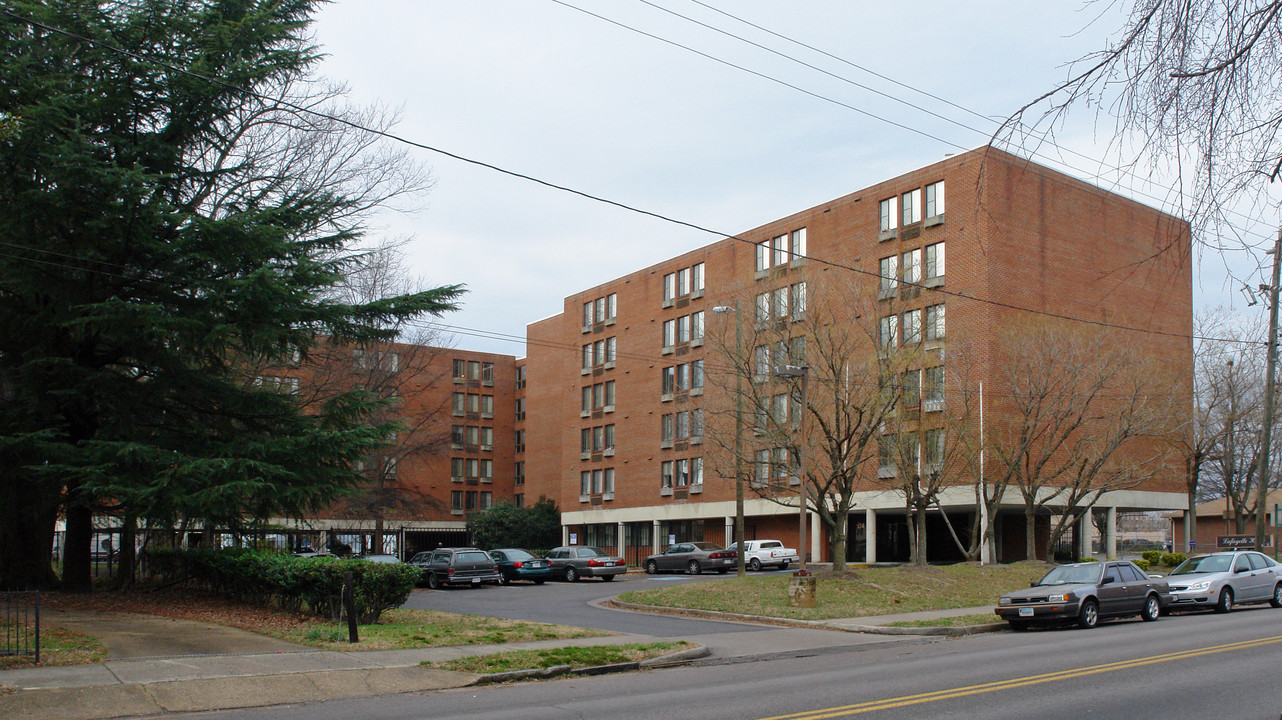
[1,591,39,664]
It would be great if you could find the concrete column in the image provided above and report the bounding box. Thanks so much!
[864,508,877,564]
[724,516,734,546]
[1106,506,1118,559]
[652,520,662,554]
[617,522,626,558]
[1075,513,1090,560]
[810,511,822,564]
[561,525,570,547]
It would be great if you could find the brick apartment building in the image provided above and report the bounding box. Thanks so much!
[522,146,1193,565]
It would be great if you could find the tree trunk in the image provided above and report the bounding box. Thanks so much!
[0,476,60,590]
[905,503,919,565]
[62,498,94,593]
[374,518,385,556]
[914,509,928,566]
[116,512,137,590]
[1184,488,1197,554]
[829,512,847,572]
[1024,502,1038,562]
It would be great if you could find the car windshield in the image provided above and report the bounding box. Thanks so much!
[1037,564,1103,585]
[692,542,723,551]
[583,547,607,557]
[1170,554,1233,575]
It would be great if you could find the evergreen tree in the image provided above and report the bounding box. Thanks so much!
[0,1,461,590]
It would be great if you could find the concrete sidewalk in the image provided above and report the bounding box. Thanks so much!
[0,602,999,719]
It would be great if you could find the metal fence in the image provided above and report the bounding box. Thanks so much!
[1,591,39,664]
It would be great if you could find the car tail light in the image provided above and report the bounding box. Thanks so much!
[512,561,525,569]
[587,558,605,567]
[709,551,736,559]
[446,568,454,575]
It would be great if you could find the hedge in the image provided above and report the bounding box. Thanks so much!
[145,548,419,624]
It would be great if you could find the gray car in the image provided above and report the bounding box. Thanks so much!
[994,560,1170,630]
[544,546,627,582]
[643,542,738,575]
[1166,550,1282,613]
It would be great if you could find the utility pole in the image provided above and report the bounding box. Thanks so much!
[1256,231,1281,551]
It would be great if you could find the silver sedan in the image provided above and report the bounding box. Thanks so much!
[1166,550,1282,613]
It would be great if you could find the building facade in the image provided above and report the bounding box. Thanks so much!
[523,146,1193,564]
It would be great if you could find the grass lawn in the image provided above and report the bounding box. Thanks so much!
[885,613,999,628]
[273,608,610,651]
[616,563,1052,620]
[423,642,694,675]
[0,623,106,670]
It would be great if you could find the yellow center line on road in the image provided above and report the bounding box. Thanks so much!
[758,635,1282,720]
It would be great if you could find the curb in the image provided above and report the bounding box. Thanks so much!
[469,644,711,685]
[603,599,1006,637]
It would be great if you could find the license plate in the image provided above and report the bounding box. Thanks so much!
[472,578,480,584]
[1019,607,1034,617]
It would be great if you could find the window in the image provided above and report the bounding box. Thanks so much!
[515,365,526,390]
[880,315,899,348]
[479,491,492,510]
[879,255,899,293]
[467,360,480,381]
[663,320,676,349]
[603,424,614,451]
[603,468,615,494]
[772,393,789,426]
[480,427,493,451]
[467,393,481,413]
[515,430,525,453]
[582,344,593,369]
[773,447,791,480]
[607,293,617,320]
[791,282,806,318]
[925,304,945,341]
[879,437,896,474]
[604,380,615,408]
[451,491,463,512]
[480,395,493,417]
[773,287,789,319]
[515,397,526,421]
[453,359,467,381]
[924,428,945,467]
[466,458,479,478]
[677,267,691,296]
[677,315,691,343]
[903,309,922,344]
[756,292,770,322]
[451,425,465,447]
[925,180,945,217]
[675,411,690,440]
[662,366,676,396]
[594,296,606,325]
[591,469,604,494]
[790,228,807,262]
[879,197,898,232]
[754,345,770,376]
[756,241,770,272]
[583,301,594,327]
[925,242,945,281]
[790,336,806,364]
[691,311,704,343]
[754,449,770,485]
[581,427,593,454]
[479,459,493,481]
[772,234,788,267]
[924,366,944,406]
[691,359,704,390]
[451,458,465,480]
[675,458,689,487]
[675,363,690,392]
[481,362,494,384]
[692,263,705,293]
[661,461,674,489]
[605,337,616,363]
[690,408,704,440]
[663,272,676,302]
[661,414,674,444]
[902,188,921,225]
[903,369,921,406]
[581,471,591,496]
[902,248,921,284]
[466,426,480,446]
[452,392,465,415]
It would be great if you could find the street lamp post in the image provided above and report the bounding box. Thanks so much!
[712,303,747,577]
[774,364,809,574]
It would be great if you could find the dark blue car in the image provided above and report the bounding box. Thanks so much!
[489,548,554,585]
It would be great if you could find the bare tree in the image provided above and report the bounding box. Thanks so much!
[985,320,1175,560]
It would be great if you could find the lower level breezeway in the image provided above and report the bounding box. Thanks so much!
[560,488,1189,566]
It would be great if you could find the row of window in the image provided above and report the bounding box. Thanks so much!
[581,380,616,414]
[755,228,808,272]
[451,392,494,416]
[353,349,399,372]
[661,457,704,489]
[452,359,495,384]
[254,375,299,394]
[880,180,945,232]
[661,361,705,397]
[451,425,494,451]
[451,490,492,513]
[662,263,706,303]
[755,392,801,434]
[582,337,617,370]
[879,305,946,347]
[754,447,795,484]
[582,293,618,328]
[581,467,616,496]
[879,242,945,293]
[662,312,705,350]
[755,282,807,323]
[752,337,807,377]
[450,457,494,481]
[878,428,946,474]
[580,424,616,454]
[661,409,704,445]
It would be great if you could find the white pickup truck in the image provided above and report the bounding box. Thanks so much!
[728,539,800,571]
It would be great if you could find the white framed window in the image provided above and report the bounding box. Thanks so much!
[790,228,807,262]
[925,242,945,280]
[754,345,770,376]
[663,319,676,348]
[692,263,705,293]
[605,336,616,362]
[880,315,899,348]
[661,461,674,489]
[677,267,691,296]
[691,311,704,343]
[772,234,788,267]
[662,366,676,395]
[903,309,922,344]
[879,255,898,293]
[675,458,690,487]
[582,301,594,327]
[581,471,591,496]
[790,282,806,318]
[690,457,703,486]
[677,315,691,343]
[756,292,770,323]
[756,241,770,272]
[902,248,921,284]
[582,344,593,369]
[603,468,615,494]
[903,369,921,406]
[925,304,945,341]
[676,410,689,440]
[924,365,945,406]
[661,413,674,443]
[773,287,789,319]
[925,180,945,217]
[663,272,676,302]
[691,359,704,390]
[607,293,617,320]
[902,188,921,225]
[924,428,945,467]
[879,197,898,232]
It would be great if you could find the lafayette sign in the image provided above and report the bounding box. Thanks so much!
[1216,535,1274,549]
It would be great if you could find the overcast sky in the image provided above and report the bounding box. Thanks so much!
[310,1,1268,357]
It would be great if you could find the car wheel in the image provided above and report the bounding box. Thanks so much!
[601,573,616,581]
[1271,584,1282,608]
[565,566,579,582]
[1076,599,1099,629]
[1215,587,1234,613]
[749,558,762,572]
[1141,594,1160,622]
[497,573,509,586]
[717,568,728,574]
[1007,620,1030,632]
[534,579,545,585]
[427,573,441,590]
[779,561,789,571]
[645,560,658,574]
[687,560,701,575]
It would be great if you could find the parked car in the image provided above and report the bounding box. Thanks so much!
[488,548,553,585]
[1165,550,1282,613]
[994,560,1170,630]
[544,546,627,582]
[643,542,737,575]
[726,539,799,571]
[354,553,402,564]
[407,547,502,589]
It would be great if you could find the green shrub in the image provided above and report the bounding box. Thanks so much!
[1133,558,1151,571]
[1141,550,1162,564]
[1078,557,1099,563]
[1160,552,1187,568]
[144,548,418,623]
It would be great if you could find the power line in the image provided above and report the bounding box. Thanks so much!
[0,8,1252,349]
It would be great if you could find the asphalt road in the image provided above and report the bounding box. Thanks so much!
[182,600,1282,720]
